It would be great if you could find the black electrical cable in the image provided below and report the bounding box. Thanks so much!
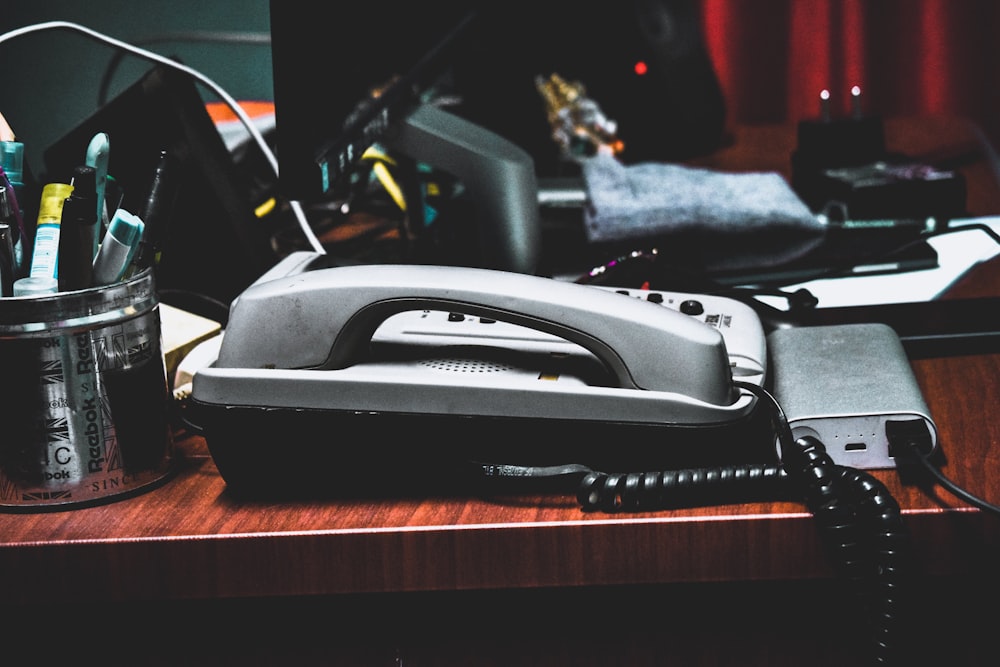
[744,382,915,665]
[569,382,915,665]
[96,30,272,106]
[886,419,1000,516]
[909,453,1000,515]
[475,381,915,663]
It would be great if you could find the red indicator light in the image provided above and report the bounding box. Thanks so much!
[634,61,648,76]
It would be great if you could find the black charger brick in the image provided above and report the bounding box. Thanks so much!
[791,116,888,211]
[815,161,967,221]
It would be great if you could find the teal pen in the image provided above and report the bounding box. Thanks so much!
[0,114,24,197]
[0,142,25,203]
[92,208,143,286]
[0,161,26,261]
[86,132,110,243]
[0,113,29,270]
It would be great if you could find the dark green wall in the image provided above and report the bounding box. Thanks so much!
[0,1,273,175]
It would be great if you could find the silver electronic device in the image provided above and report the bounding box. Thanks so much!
[768,323,938,469]
[189,251,772,496]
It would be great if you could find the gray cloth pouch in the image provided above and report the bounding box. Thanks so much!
[581,153,827,271]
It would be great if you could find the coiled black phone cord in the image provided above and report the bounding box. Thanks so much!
[575,382,914,665]
[577,463,794,511]
[785,434,913,665]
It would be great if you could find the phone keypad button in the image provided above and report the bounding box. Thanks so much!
[679,299,704,316]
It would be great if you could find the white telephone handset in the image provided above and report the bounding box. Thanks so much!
[196,251,766,424]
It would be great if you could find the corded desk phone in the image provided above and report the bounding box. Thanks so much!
[184,251,945,664]
[189,252,774,497]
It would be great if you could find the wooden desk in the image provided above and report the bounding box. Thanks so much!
[3,117,1000,666]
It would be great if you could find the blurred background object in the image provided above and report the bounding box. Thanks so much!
[3,1,998,173]
[701,0,1000,150]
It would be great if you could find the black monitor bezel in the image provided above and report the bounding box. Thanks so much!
[268,2,481,204]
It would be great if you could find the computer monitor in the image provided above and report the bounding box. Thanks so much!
[43,64,278,309]
[268,1,542,275]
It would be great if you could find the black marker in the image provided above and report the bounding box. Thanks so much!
[0,185,22,278]
[57,165,99,291]
[131,150,176,273]
[0,223,14,296]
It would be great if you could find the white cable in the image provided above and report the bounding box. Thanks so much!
[0,20,325,254]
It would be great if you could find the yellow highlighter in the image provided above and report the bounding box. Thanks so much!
[28,182,74,282]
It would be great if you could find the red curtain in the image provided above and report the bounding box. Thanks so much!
[700,0,1000,145]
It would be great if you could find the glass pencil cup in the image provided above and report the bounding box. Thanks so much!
[0,268,175,511]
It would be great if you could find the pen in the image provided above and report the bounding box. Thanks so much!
[0,185,23,277]
[0,113,27,242]
[28,182,74,282]
[92,208,143,287]
[0,145,24,202]
[0,223,14,296]
[86,132,110,233]
[58,165,99,291]
[0,162,26,265]
[131,150,176,274]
